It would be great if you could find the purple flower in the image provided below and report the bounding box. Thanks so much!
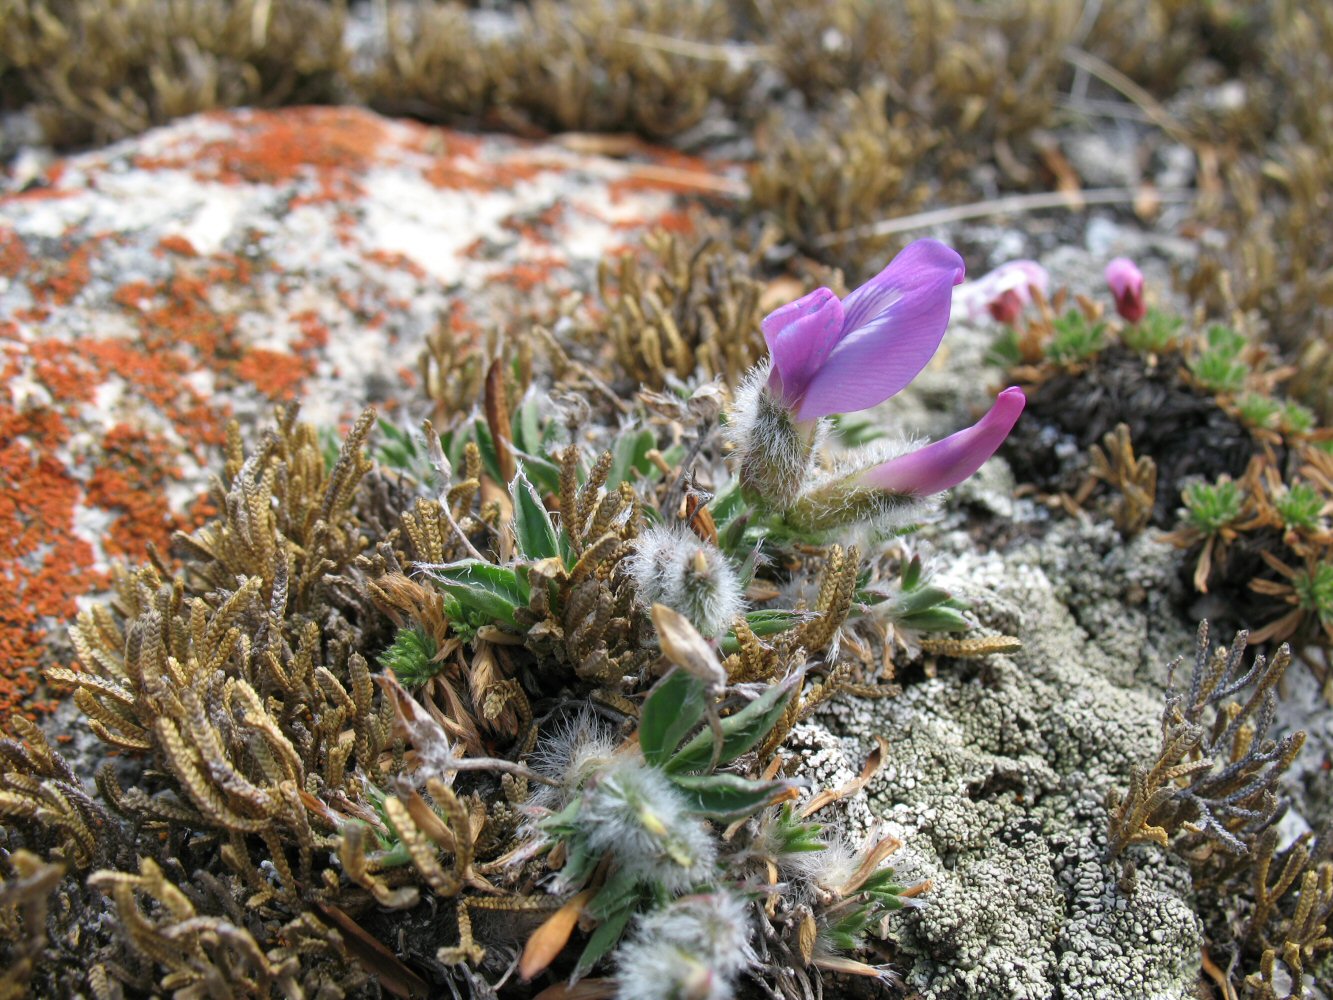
[762,240,965,422]
[859,387,1026,496]
[1105,257,1146,323]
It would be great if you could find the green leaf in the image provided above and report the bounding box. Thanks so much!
[608,429,656,489]
[901,555,923,591]
[718,609,811,654]
[639,669,708,767]
[829,412,886,446]
[664,673,801,775]
[709,481,746,525]
[510,467,559,560]
[522,453,563,495]
[514,395,543,454]
[898,606,970,632]
[472,418,504,484]
[424,560,529,627]
[669,772,791,821]
[438,425,470,472]
[573,871,642,980]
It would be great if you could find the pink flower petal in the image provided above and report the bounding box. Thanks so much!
[858,387,1026,496]
[796,240,965,421]
[761,287,844,409]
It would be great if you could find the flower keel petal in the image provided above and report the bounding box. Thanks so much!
[859,386,1026,496]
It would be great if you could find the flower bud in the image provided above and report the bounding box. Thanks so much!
[1105,257,1146,323]
[953,259,1049,325]
[988,288,1025,325]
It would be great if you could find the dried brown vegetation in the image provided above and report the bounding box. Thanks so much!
[1183,2,1333,420]
[749,85,942,278]
[1107,623,1331,998]
[761,0,1075,145]
[1084,423,1158,537]
[1106,624,1303,862]
[0,0,347,145]
[751,0,1078,276]
[589,227,770,391]
[362,0,754,138]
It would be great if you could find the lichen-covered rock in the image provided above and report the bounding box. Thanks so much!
[0,106,725,722]
[815,511,1203,999]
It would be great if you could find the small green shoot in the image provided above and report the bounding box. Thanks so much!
[1046,310,1106,363]
[1236,393,1281,430]
[1183,478,1244,533]
[1294,563,1333,622]
[1189,324,1249,393]
[1279,402,1316,435]
[377,627,440,687]
[1274,483,1324,532]
[1121,308,1182,353]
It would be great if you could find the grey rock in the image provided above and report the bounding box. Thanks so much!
[813,502,1202,999]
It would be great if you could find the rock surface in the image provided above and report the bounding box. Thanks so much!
[835,514,1203,999]
[0,105,726,721]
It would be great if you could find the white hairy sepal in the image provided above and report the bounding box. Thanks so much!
[787,437,941,537]
[728,363,823,511]
[580,757,717,892]
[780,829,862,902]
[626,524,745,638]
[613,893,756,1000]
[524,710,618,813]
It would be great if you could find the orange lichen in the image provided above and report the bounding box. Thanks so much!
[491,257,566,294]
[84,423,184,560]
[156,234,199,257]
[31,237,95,306]
[0,384,104,722]
[292,309,331,352]
[235,347,311,401]
[134,107,390,196]
[612,208,696,235]
[424,154,547,192]
[0,227,31,278]
[364,249,427,280]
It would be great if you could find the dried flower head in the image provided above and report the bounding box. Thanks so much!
[578,757,717,892]
[628,524,744,639]
[613,892,756,1000]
